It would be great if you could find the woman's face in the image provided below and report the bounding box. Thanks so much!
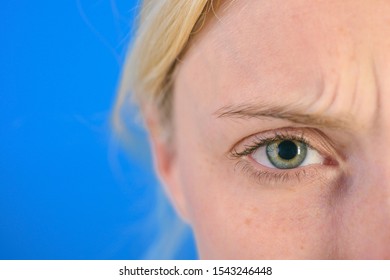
[154,0,390,259]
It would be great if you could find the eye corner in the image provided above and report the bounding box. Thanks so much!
[228,144,257,160]
[227,148,243,160]
[322,156,340,167]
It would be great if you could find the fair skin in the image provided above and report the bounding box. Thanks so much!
[149,0,390,259]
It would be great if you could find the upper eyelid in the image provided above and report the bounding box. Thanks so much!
[232,134,310,158]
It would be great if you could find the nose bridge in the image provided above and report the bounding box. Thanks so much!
[369,63,390,208]
[327,12,390,259]
[339,126,390,259]
[363,136,390,220]
[371,49,390,209]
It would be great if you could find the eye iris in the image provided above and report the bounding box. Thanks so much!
[277,140,298,160]
[266,140,307,169]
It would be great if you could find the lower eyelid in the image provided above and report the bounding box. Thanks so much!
[235,159,320,185]
[236,153,338,186]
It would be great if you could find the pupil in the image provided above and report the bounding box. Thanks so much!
[277,140,298,160]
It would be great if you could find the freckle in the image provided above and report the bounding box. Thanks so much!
[244,218,252,226]
[338,26,345,34]
[300,245,304,250]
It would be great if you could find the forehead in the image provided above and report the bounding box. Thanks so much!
[175,0,390,125]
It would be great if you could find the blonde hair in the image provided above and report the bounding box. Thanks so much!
[111,0,226,259]
[113,0,223,135]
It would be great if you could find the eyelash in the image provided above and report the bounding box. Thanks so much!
[231,132,310,158]
[229,129,334,184]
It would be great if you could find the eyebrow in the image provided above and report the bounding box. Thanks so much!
[214,103,353,129]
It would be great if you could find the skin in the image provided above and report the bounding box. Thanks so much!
[149,0,390,259]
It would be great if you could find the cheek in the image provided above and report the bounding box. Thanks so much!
[175,139,337,259]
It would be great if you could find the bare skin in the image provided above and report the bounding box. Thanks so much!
[150,0,390,259]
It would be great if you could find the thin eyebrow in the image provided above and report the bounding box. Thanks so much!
[214,103,354,129]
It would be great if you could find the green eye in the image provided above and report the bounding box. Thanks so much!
[250,137,324,170]
[266,140,307,169]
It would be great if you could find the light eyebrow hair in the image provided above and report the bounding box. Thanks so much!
[214,103,354,129]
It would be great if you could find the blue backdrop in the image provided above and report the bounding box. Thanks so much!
[0,0,196,259]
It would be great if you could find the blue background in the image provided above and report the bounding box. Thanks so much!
[0,0,196,259]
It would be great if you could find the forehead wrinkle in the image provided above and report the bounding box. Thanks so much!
[177,0,387,133]
[317,48,381,131]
